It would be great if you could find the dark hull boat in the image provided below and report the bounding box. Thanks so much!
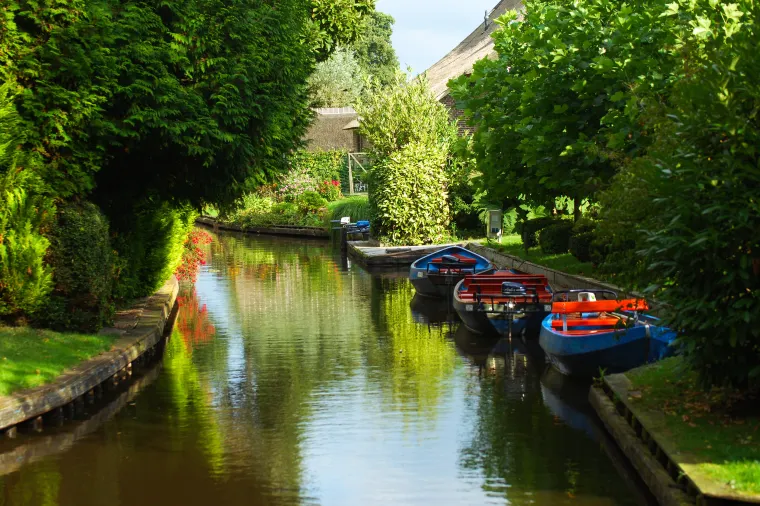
[409,246,493,298]
[539,290,677,377]
[453,271,553,338]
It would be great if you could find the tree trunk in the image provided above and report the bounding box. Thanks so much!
[573,197,582,222]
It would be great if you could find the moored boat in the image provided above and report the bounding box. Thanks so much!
[409,246,493,298]
[539,290,677,377]
[453,271,553,337]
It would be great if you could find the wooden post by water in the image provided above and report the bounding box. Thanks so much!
[348,153,355,195]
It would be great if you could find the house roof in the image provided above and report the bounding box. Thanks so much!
[423,0,523,101]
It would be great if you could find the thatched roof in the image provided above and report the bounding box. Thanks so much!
[423,0,523,101]
[304,108,359,152]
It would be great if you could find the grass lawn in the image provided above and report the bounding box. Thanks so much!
[0,326,117,396]
[476,235,598,277]
[627,357,760,496]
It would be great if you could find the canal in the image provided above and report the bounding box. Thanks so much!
[0,231,652,506]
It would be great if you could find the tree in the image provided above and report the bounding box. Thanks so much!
[356,73,456,245]
[308,47,364,107]
[450,0,676,220]
[352,11,399,87]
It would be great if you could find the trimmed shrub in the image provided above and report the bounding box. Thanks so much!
[0,170,55,320]
[368,142,450,246]
[36,201,114,331]
[568,219,598,263]
[295,191,328,215]
[518,217,559,249]
[538,221,573,254]
[111,203,196,302]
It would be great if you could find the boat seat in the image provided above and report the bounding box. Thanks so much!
[551,317,620,329]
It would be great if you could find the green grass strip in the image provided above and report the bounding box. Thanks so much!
[0,326,117,396]
[477,235,596,277]
[627,357,760,495]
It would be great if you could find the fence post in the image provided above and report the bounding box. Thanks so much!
[348,153,355,195]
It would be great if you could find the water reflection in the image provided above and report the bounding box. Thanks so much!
[0,231,647,505]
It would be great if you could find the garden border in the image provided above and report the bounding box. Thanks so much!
[196,216,329,238]
[590,374,760,506]
[0,277,178,436]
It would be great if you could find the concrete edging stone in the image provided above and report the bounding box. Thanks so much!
[0,276,179,432]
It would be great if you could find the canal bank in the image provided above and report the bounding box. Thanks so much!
[591,365,760,506]
[196,216,329,238]
[0,277,178,437]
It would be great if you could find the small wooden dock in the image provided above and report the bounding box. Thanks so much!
[346,241,465,268]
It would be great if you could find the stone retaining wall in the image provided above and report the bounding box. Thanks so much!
[196,216,329,238]
[0,277,178,435]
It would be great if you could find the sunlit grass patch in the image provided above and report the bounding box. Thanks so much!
[0,326,117,396]
[478,235,596,277]
[627,357,760,495]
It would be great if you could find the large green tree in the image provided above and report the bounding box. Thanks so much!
[352,11,399,87]
[450,0,676,219]
[308,47,364,107]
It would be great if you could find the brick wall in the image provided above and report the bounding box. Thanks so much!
[440,93,474,135]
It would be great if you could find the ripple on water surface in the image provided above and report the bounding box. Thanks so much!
[0,232,651,506]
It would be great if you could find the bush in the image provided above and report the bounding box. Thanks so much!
[518,217,559,250]
[295,191,328,215]
[0,170,55,320]
[368,142,450,245]
[36,201,114,332]
[538,220,573,254]
[568,219,598,263]
[111,203,196,302]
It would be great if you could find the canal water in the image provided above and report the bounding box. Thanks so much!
[0,231,652,506]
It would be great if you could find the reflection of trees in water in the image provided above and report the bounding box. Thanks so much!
[366,276,460,422]
[459,355,639,506]
[0,460,60,506]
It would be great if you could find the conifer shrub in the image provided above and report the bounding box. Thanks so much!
[538,221,573,254]
[37,202,114,332]
[111,203,196,302]
[368,142,450,245]
[0,171,55,321]
[0,80,55,321]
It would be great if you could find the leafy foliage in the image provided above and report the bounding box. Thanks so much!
[290,150,346,186]
[357,73,456,245]
[352,11,399,87]
[538,221,573,255]
[0,170,54,320]
[36,202,114,332]
[295,191,328,215]
[568,219,598,264]
[308,47,364,107]
[111,203,197,302]
[450,0,677,213]
[519,217,560,250]
[367,142,450,245]
[631,0,760,388]
[0,82,54,320]
[357,72,456,160]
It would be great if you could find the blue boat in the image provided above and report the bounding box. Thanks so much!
[409,246,493,298]
[452,271,553,337]
[539,290,677,377]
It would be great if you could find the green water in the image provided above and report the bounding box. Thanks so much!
[0,231,651,506]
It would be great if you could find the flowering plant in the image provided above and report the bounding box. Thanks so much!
[318,179,342,201]
[278,166,318,202]
[175,229,213,283]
